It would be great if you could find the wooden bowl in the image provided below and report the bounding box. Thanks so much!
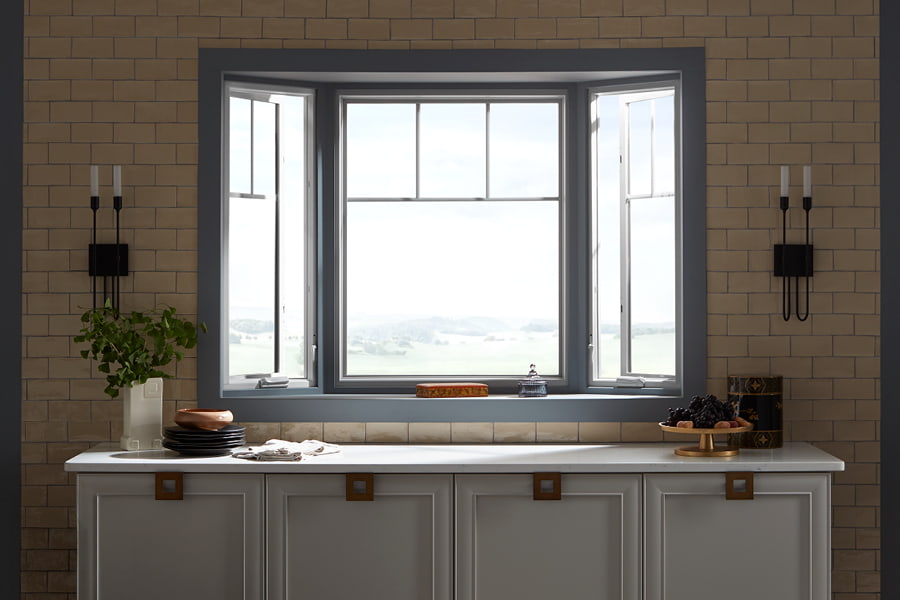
[174,409,234,431]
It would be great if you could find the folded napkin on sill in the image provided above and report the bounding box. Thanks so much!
[232,439,341,461]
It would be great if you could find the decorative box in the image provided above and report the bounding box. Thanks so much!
[517,364,548,398]
[726,375,783,449]
[415,383,489,398]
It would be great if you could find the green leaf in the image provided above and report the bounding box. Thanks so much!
[74,304,205,399]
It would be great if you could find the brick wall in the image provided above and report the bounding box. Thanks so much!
[22,0,879,597]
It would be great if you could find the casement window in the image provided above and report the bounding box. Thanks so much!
[199,49,706,421]
[225,84,315,388]
[591,85,679,389]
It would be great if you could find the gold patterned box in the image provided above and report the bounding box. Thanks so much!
[727,375,783,449]
[415,383,489,398]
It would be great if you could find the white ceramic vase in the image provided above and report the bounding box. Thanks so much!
[120,377,164,451]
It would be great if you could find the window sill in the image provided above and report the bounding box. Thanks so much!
[205,390,682,423]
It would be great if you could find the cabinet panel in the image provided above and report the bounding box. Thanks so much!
[77,473,264,600]
[644,473,830,600]
[456,474,641,600]
[267,473,452,600]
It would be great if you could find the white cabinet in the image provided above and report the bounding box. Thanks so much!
[266,473,452,600]
[644,473,831,600]
[70,444,841,600]
[77,472,264,600]
[455,474,641,600]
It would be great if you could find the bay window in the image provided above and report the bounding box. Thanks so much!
[198,49,706,421]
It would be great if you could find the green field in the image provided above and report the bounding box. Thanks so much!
[230,330,676,379]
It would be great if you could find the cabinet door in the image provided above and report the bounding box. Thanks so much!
[644,472,831,600]
[455,474,641,600]
[267,473,452,600]
[77,472,264,600]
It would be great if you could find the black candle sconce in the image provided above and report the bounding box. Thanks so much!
[88,166,128,311]
[774,166,813,322]
[88,243,128,277]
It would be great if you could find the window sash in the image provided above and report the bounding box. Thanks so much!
[590,83,681,389]
[337,93,566,387]
[223,82,317,390]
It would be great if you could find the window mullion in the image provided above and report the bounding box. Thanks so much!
[588,93,599,382]
[415,103,420,199]
[249,101,255,195]
[485,103,490,199]
[619,97,632,377]
[273,102,282,374]
[650,99,656,198]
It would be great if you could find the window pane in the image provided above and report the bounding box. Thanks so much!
[628,196,675,376]
[653,97,675,196]
[229,97,251,194]
[489,103,559,198]
[593,95,622,380]
[278,95,307,379]
[420,103,486,198]
[228,197,276,377]
[345,201,559,377]
[252,100,276,196]
[346,103,416,198]
[627,99,652,197]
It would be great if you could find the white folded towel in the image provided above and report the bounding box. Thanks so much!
[232,439,341,461]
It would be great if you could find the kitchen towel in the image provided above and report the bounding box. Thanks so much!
[232,439,341,461]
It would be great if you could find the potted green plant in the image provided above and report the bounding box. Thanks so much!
[75,300,206,450]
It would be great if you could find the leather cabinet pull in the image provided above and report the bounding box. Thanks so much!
[346,473,374,501]
[155,472,183,500]
[533,472,562,500]
[725,472,754,500]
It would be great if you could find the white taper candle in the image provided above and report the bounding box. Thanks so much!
[90,165,98,197]
[803,165,811,197]
[113,165,122,197]
[780,165,789,197]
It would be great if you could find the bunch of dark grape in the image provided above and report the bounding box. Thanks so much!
[688,394,705,416]
[689,394,735,428]
[664,406,693,427]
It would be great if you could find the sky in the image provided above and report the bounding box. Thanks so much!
[227,91,676,327]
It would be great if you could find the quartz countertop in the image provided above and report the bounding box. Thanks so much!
[65,442,844,474]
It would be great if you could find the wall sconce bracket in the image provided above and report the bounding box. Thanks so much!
[774,243,813,278]
[88,243,129,277]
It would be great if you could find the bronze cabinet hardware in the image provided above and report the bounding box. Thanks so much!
[725,472,754,500]
[155,472,183,500]
[533,472,562,500]
[345,473,374,501]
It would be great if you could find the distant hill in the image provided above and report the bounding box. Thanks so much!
[350,316,512,344]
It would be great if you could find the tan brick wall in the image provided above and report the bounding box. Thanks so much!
[22,0,879,597]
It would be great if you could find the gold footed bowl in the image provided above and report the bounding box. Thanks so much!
[658,422,753,457]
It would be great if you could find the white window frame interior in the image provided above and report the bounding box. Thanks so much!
[336,91,567,388]
[223,81,317,391]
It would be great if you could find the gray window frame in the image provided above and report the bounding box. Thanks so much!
[198,48,706,422]
[336,90,568,388]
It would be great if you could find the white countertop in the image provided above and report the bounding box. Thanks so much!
[65,442,844,474]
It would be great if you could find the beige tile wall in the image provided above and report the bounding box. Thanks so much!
[22,0,879,597]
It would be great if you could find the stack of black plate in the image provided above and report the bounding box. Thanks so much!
[162,424,245,456]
